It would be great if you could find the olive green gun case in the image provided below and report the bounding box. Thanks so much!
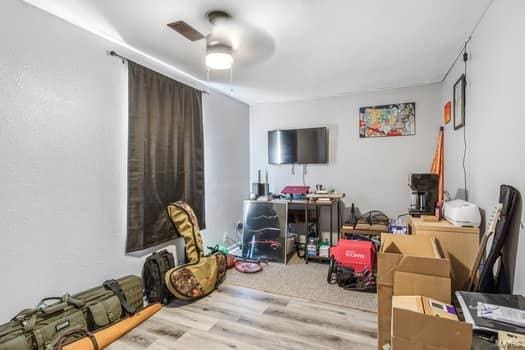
[165,202,227,300]
[72,275,143,330]
[0,295,87,350]
[0,275,143,350]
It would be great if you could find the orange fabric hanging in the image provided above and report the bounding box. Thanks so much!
[430,127,445,202]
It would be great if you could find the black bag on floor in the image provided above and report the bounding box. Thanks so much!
[143,250,175,304]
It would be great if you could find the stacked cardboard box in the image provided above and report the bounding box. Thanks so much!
[377,234,452,349]
[391,296,472,349]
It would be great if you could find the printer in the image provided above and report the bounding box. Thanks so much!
[442,199,481,227]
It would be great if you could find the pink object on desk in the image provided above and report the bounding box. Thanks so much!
[281,186,310,195]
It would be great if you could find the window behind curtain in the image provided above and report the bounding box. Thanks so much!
[126,61,205,253]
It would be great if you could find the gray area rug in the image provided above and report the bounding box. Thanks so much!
[225,255,378,312]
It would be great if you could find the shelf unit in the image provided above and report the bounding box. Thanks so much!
[302,199,342,264]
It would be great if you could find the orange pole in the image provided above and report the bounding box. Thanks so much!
[62,303,162,350]
[431,127,445,203]
[438,129,445,202]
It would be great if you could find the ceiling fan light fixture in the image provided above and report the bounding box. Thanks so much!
[206,44,233,70]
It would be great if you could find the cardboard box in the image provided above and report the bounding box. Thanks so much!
[391,296,472,350]
[377,234,451,349]
[408,216,479,292]
[393,272,451,299]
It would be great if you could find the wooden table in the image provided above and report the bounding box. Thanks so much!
[340,223,387,238]
[408,216,480,292]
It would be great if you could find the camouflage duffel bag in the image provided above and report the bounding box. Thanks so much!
[165,253,226,300]
[165,202,227,300]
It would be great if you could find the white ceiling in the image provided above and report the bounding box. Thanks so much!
[22,0,491,105]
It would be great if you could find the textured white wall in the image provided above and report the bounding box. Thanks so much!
[250,84,443,219]
[441,0,525,293]
[203,92,250,246]
[0,0,249,322]
[0,0,136,322]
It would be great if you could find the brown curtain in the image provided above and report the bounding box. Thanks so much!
[126,61,205,253]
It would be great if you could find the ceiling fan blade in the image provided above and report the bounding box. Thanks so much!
[167,21,205,41]
[224,19,275,66]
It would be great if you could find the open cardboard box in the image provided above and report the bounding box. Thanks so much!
[391,296,472,350]
[377,234,451,349]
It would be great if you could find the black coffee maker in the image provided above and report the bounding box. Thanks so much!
[409,173,439,216]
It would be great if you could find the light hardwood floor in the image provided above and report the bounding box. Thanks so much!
[108,285,378,350]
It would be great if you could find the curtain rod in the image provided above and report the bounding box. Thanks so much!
[108,50,209,95]
[109,50,127,63]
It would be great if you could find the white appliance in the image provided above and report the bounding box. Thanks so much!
[443,199,481,227]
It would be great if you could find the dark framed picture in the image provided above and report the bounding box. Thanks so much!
[453,74,466,130]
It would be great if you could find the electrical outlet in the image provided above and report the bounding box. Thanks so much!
[235,221,243,231]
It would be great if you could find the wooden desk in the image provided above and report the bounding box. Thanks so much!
[408,216,480,292]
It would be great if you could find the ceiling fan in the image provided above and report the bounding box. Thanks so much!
[168,10,236,70]
[167,10,275,72]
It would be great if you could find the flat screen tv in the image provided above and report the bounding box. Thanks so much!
[268,127,328,164]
